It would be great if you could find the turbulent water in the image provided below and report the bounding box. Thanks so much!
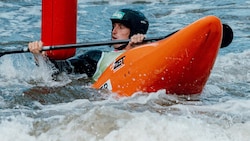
[0,0,250,141]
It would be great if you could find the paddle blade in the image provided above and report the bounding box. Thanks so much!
[221,24,233,48]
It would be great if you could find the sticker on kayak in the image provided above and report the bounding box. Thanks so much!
[100,79,112,90]
[111,56,125,72]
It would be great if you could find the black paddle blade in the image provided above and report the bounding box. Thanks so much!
[221,24,233,48]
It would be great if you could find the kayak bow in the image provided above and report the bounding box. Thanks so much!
[93,15,224,96]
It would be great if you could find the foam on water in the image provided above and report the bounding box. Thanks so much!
[1,93,250,141]
[1,0,250,141]
[0,54,70,88]
[211,49,250,83]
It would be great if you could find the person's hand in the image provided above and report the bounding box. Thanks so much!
[127,34,146,49]
[28,41,43,54]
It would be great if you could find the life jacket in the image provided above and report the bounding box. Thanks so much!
[92,51,124,81]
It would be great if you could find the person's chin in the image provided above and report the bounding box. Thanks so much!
[113,45,120,49]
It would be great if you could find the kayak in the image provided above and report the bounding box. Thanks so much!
[92,15,222,96]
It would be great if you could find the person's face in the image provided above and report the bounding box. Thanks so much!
[111,22,130,49]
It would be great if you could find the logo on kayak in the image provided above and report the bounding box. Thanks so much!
[112,56,125,72]
[100,79,112,90]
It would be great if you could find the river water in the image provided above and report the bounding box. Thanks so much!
[0,0,250,141]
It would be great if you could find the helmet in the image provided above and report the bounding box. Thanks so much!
[110,9,149,37]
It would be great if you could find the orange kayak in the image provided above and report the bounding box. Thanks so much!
[92,15,222,96]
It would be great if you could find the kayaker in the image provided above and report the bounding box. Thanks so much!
[28,9,149,80]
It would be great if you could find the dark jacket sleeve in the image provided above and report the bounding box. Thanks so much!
[51,50,102,77]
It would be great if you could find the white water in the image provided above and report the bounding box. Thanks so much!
[1,0,250,141]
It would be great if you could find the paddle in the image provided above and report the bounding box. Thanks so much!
[221,24,233,48]
[0,24,233,58]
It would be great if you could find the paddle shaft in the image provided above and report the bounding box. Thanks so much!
[0,35,171,57]
[42,35,168,51]
[0,24,233,57]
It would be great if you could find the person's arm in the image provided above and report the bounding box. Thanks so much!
[28,41,47,63]
[28,41,102,76]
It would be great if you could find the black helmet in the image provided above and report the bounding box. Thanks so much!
[110,9,149,37]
